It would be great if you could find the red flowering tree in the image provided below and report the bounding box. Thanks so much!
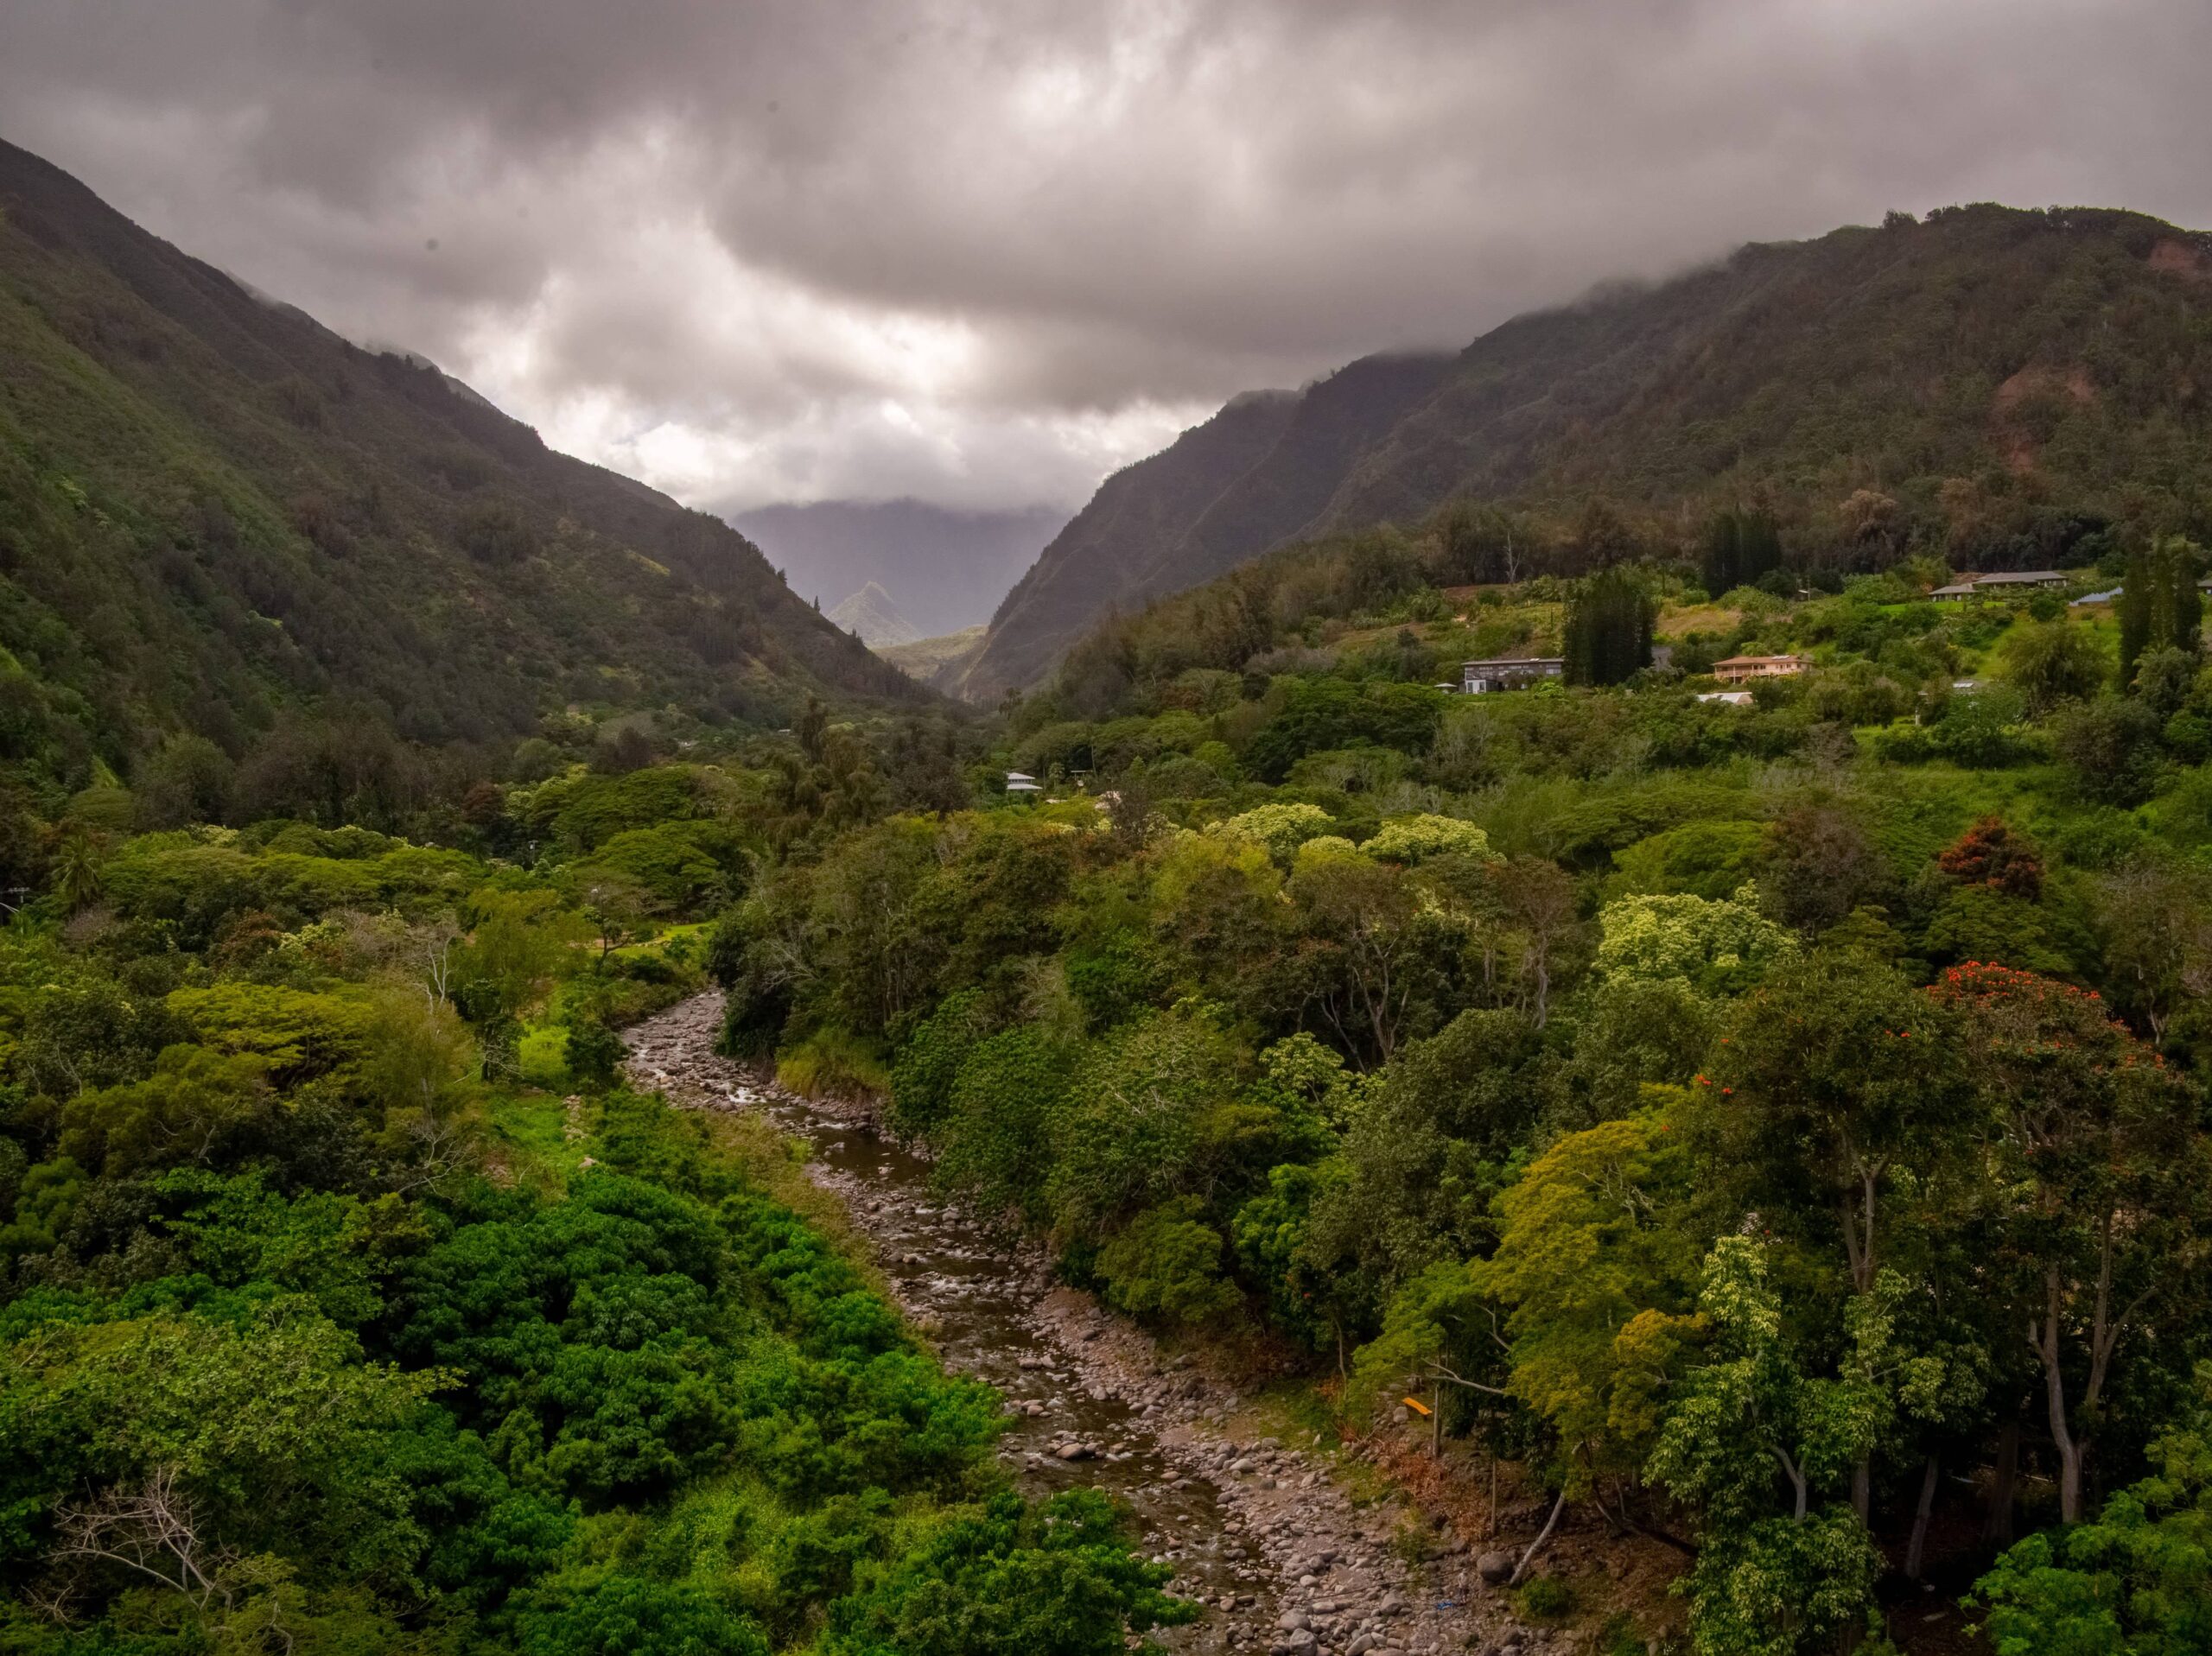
[1936,816,2044,900]
[1931,961,2209,1522]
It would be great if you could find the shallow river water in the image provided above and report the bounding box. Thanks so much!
[627,993,1492,1656]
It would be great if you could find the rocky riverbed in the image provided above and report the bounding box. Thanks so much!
[627,993,1554,1656]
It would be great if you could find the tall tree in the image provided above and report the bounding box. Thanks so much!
[2118,535,2203,689]
[1935,962,2210,1522]
[1562,566,1656,688]
[1702,509,1784,596]
[1708,949,1974,1517]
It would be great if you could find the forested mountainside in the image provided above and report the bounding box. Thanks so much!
[0,138,919,800]
[963,203,2212,698]
[963,356,1454,698]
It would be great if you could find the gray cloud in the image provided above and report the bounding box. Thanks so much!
[5,0,2209,512]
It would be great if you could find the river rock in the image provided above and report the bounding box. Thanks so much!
[1053,1442,1095,1461]
[1476,1550,1516,1585]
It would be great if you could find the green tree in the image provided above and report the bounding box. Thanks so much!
[2117,535,2203,690]
[1471,1107,1702,1512]
[824,1488,1192,1656]
[1709,949,1974,1516]
[1999,619,2107,716]
[1363,813,1497,865]
[1593,885,1795,998]
[1096,1197,1240,1328]
[1563,566,1656,687]
[1934,962,2209,1523]
[1967,1362,2212,1656]
[50,824,105,911]
[1646,1239,1916,1656]
[134,734,236,829]
[1703,510,1784,597]
[1204,802,1339,865]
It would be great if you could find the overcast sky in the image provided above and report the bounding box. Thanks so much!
[6,0,2210,516]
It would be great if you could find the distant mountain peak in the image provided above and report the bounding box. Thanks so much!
[829,581,920,646]
[728,498,1066,638]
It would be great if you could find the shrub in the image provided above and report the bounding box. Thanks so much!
[777,1028,891,1101]
[1096,1198,1240,1329]
[1204,803,1338,863]
[1518,1576,1575,1621]
[1363,812,1496,864]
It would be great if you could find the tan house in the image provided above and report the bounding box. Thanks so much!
[1711,653,1806,685]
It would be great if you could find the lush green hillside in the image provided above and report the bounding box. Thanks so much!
[963,203,2212,697]
[0,138,921,807]
[876,624,988,692]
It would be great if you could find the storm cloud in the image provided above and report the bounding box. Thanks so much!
[6,0,2209,513]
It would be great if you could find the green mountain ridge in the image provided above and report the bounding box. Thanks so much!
[962,203,2212,700]
[0,136,921,804]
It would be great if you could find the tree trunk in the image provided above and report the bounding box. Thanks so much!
[1905,1453,1940,1581]
[1852,1456,1872,1525]
[1983,1416,2020,1549]
[1431,1381,1443,1459]
[1508,1490,1567,1587]
[2037,1273,2084,1524]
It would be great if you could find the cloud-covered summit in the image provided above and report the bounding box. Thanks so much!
[7,0,2209,515]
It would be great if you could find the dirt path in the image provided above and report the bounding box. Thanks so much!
[626,993,1536,1656]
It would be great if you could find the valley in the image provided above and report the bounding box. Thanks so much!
[4,56,2212,1656]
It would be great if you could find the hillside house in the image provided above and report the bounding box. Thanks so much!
[1973,569,2066,591]
[1933,571,2067,600]
[1712,654,1806,684]
[1462,657,1565,694]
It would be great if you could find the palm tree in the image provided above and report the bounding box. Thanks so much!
[51,826,105,911]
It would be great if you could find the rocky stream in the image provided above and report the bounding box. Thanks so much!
[627,993,1554,1656]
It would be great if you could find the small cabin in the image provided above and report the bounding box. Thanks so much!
[1004,771,1042,797]
[1711,654,1806,685]
[1461,657,1565,695]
